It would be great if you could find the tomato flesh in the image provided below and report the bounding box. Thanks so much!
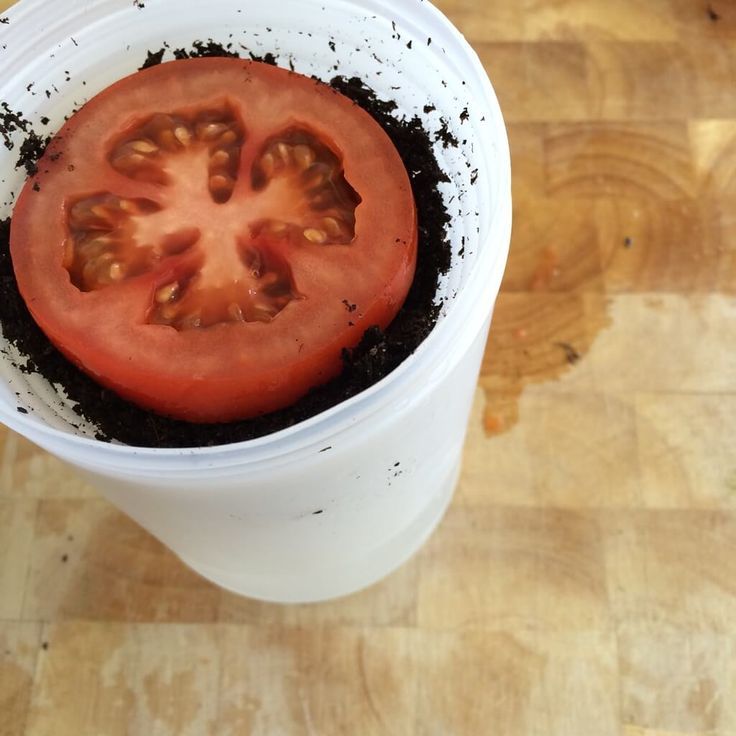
[10,59,417,423]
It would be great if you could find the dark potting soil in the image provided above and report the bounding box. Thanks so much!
[0,44,454,447]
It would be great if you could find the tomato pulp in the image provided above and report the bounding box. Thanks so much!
[10,59,417,422]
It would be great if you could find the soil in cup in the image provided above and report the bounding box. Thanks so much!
[0,42,455,447]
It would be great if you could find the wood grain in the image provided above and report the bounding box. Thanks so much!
[2,0,736,733]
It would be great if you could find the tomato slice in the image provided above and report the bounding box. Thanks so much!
[10,59,417,422]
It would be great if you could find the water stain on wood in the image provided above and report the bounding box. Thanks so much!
[481,292,610,436]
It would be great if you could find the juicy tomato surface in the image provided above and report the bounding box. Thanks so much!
[10,58,417,422]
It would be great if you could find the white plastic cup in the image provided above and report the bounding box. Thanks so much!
[0,0,511,602]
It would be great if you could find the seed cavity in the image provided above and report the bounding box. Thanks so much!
[250,128,360,247]
[109,106,245,200]
[66,193,162,291]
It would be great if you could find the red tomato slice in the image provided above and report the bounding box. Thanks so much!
[10,58,417,422]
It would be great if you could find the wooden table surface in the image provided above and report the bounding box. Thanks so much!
[2,1,736,734]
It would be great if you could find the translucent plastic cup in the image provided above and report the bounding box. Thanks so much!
[0,0,511,602]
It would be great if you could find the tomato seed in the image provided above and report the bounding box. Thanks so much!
[293,144,315,170]
[160,304,178,321]
[83,253,114,286]
[173,126,192,146]
[275,142,290,164]
[219,130,238,146]
[85,235,112,250]
[119,199,137,213]
[303,228,327,243]
[114,152,146,169]
[303,165,329,188]
[322,217,343,237]
[198,122,227,141]
[108,262,124,281]
[253,304,277,321]
[90,205,113,220]
[155,282,179,303]
[211,150,230,167]
[266,220,288,236]
[209,174,232,192]
[130,139,159,154]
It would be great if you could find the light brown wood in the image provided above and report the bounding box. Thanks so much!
[2,0,736,733]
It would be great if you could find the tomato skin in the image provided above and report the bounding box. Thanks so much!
[10,59,417,422]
